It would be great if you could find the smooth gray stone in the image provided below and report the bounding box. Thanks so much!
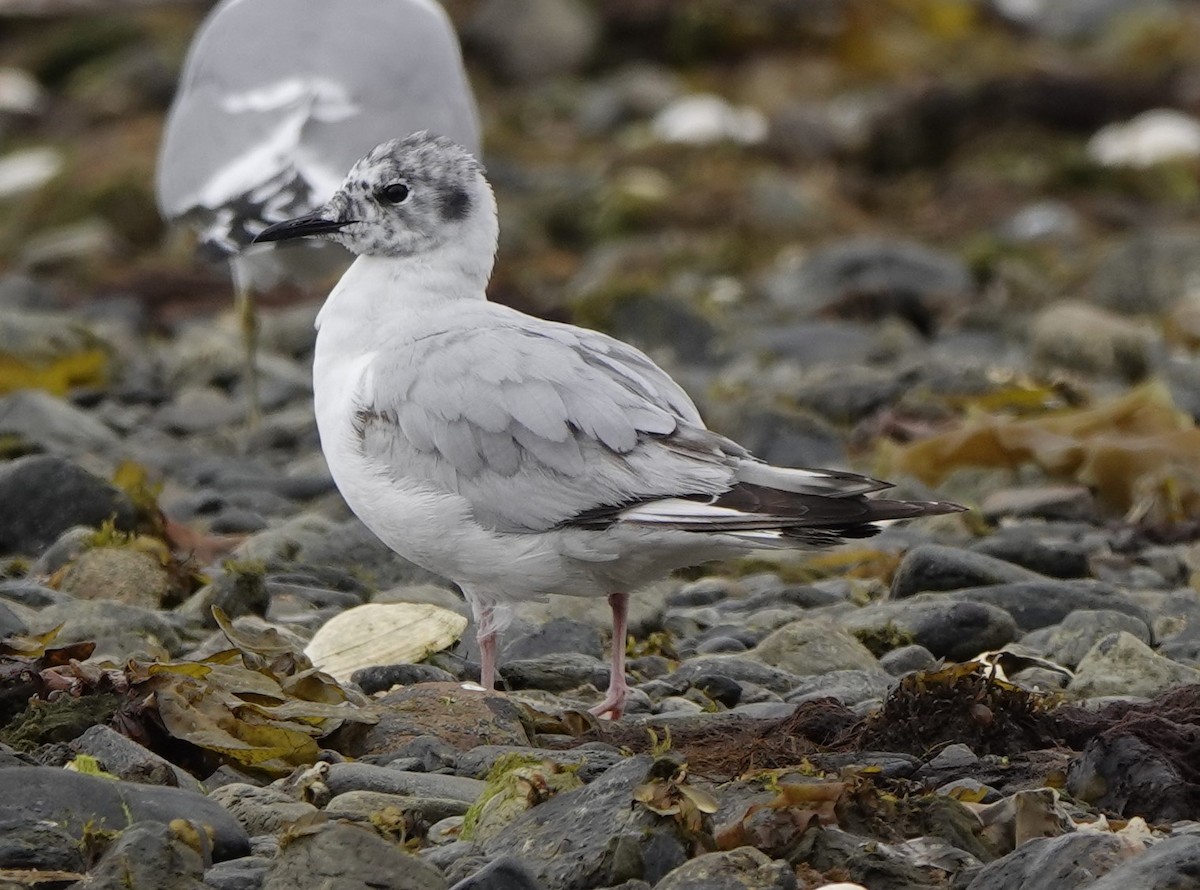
[262,821,446,890]
[71,724,200,790]
[449,855,546,890]
[892,544,1044,598]
[0,815,85,871]
[204,855,273,890]
[325,762,485,803]
[0,766,249,861]
[965,832,1130,890]
[1088,835,1200,890]
[948,581,1150,632]
[77,821,208,890]
[654,846,796,890]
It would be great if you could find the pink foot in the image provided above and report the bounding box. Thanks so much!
[589,592,630,720]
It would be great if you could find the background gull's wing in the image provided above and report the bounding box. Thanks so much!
[156,0,480,243]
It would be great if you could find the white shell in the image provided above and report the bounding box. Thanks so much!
[304,602,467,683]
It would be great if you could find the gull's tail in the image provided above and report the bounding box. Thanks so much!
[602,460,964,547]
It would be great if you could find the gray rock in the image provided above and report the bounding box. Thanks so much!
[892,544,1044,598]
[1068,730,1198,822]
[207,784,319,836]
[964,831,1130,890]
[0,815,85,871]
[0,599,26,639]
[840,595,1016,661]
[1092,228,1200,315]
[880,644,937,675]
[498,652,611,692]
[71,725,199,790]
[325,790,470,824]
[1042,610,1152,667]
[0,766,248,860]
[479,756,691,889]
[503,617,604,661]
[262,821,447,890]
[204,855,273,890]
[654,846,796,890]
[325,763,485,804]
[156,385,245,435]
[351,663,458,693]
[0,579,67,608]
[998,200,1081,244]
[0,390,120,457]
[73,821,207,890]
[32,599,182,658]
[1068,632,1200,699]
[748,620,880,675]
[948,581,1150,632]
[0,455,136,556]
[465,0,598,82]
[762,236,972,321]
[1030,301,1155,381]
[979,486,1098,523]
[970,533,1090,579]
[786,669,892,706]
[1087,835,1200,889]
[448,855,545,890]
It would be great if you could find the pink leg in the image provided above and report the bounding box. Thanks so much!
[476,602,497,691]
[589,592,630,720]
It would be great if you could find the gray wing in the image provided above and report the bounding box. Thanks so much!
[356,319,741,533]
[157,0,480,227]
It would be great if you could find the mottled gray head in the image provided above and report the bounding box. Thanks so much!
[255,131,491,258]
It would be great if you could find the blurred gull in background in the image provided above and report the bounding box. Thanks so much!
[156,0,481,425]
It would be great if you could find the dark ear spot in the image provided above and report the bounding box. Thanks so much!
[440,187,471,221]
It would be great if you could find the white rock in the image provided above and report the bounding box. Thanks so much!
[305,602,468,682]
[0,67,44,114]
[0,147,61,200]
[1088,109,1200,168]
[651,94,767,146]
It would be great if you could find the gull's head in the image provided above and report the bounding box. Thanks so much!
[254,132,493,259]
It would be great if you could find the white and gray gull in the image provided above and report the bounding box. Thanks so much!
[255,133,964,718]
[157,0,480,424]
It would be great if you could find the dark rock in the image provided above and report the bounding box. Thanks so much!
[382,735,458,773]
[0,815,85,871]
[479,755,691,889]
[70,724,198,789]
[979,486,1099,523]
[892,544,1044,598]
[325,762,484,803]
[0,455,136,556]
[73,821,207,890]
[503,617,604,661]
[204,855,273,890]
[655,846,796,890]
[1068,729,1199,821]
[0,391,121,458]
[948,581,1150,632]
[964,831,1130,890]
[0,579,67,608]
[0,766,249,861]
[498,652,611,692]
[1087,835,1200,890]
[262,821,447,890]
[449,855,546,890]
[1092,229,1200,316]
[880,644,937,676]
[351,663,457,693]
[690,674,742,708]
[34,598,183,657]
[841,596,1017,661]
[970,533,1091,579]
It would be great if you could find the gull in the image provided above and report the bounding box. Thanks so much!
[255,133,964,718]
[156,0,480,425]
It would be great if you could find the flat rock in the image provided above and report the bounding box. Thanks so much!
[448,855,546,890]
[499,652,611,692]
[970,533,1091,579]
[891,544,1043,598]
[325,789,471,824]
[946,581,1150,632]
[204,855,274,890]
[357,682,531,754]
[0,455,135,556]
[71,724,198,790]
[1068,632,1200,699]
[1042,610,1152,668]
[325,762,485,803]
[0,814,85,871]
[207,783,319,835]
[262,820,447,890]
[654,846,796,890]
[786,669,892,706]
[748,620,879,675]
[0,766,249,861]
[32,598,182,658]
[454,744,623,783]
[668,656,805,695]
[0,390,121,459]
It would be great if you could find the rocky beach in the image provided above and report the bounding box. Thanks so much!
[2,1,1200,888]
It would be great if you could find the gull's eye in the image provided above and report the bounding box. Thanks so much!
[377,182,411,204]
